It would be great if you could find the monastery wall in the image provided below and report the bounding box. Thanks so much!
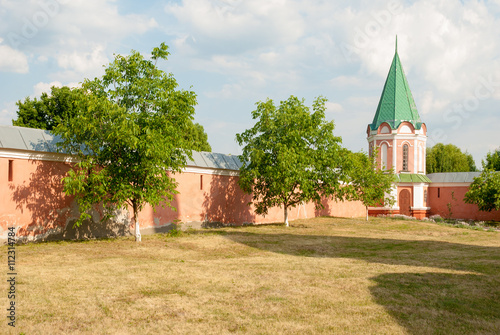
[428,185,500,221]
[0,156,366,242]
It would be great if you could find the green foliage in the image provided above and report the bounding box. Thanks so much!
[426,143,477,173]
[12,75,210,153]
[13,86,81,130]
[53,43,197,234]
[483,148,500,171]
[346,150,395,219]
[185,122,212,152]
[165,228,185,238]
[236,95,351,225]
[464,169,500,212]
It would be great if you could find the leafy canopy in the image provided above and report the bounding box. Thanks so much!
[483,148,500,171]
[236,96,351,225]
[12,83,211,152]
[13,86,81,130]
[53,43,197,232]
[185,122,211,152]
[426,143,476,173]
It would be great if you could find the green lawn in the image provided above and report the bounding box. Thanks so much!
[1,217,499,334]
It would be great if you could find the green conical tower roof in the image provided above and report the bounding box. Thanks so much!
[369,39,422,131]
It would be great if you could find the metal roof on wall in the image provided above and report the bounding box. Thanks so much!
[186,151,243,170]
[0,125,243,171]
[427,172,481,183]
[0,125,61,152]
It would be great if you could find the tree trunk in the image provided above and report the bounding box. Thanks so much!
[133,201,141,242]
[366,206,369,221]
[284,205,289,227]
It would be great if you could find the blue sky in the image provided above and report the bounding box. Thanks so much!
[1,0,499,167]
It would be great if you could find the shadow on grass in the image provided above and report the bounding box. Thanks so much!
[370,272,500,334]
[222,231,500,334]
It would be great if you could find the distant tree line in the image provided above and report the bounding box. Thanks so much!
[426,143,476,173]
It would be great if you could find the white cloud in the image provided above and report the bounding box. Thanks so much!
[165,0,305,53]
[32,81,62,97]
[330,76,363,88]
[56,0,158,39]
[0,0,157,81]
[0,43,28,73]
[325,102,343,113]
[417,90,450,116]
[31,80,80,99]
[205,83,244,99]
[0,101,17,126]
[56,44,108,75]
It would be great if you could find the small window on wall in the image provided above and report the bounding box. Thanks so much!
[424,190,428,204]
[402,144,409,171]
[438,188,440,198]
[200,175,203,190]
[8,160,13,182]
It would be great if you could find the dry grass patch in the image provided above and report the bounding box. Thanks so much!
[1,216,499,334]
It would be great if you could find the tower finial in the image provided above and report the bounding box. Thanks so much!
[395,35,398,53]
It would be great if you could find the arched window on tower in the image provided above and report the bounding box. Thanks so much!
[402,144,409,172]
[381,143,388,169]
[419,145,423,172]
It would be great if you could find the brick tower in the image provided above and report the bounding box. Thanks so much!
[367,38,431,218]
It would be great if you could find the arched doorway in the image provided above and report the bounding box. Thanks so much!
[399,189,411,216]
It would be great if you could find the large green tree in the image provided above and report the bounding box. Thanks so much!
[53,43,197,241]
[13,86,211,152]
[236,96,351,226]
[483,148,500,171]
[347,151,395,221]
[426,143,477,173]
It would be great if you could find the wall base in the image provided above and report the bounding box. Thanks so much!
[411,209,430,220]
[368,208,400,216]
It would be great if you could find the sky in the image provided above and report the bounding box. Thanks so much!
[1,0,499,167]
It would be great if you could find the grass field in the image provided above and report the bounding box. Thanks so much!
[1,217,500,334]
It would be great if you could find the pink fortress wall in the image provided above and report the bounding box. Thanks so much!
[428,185,500,221]
[0,156,366,241]
[138,172,366,229]
[0,156,75,239]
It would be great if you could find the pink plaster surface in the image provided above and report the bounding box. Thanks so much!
[428,185,500,221]
[138,171,366,228]
[1,157,366,240]
[0,157,74,238]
